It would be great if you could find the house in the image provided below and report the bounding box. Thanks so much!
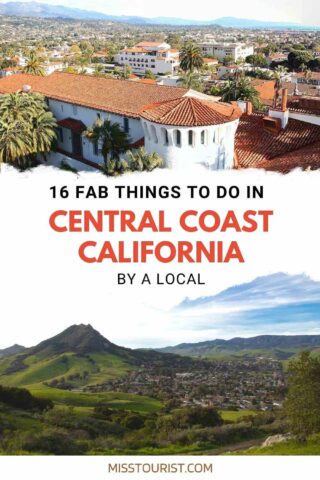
[203,58,219,67]
[1,73,320,173]
[236,92,320,172]
[251,79,276,107]
[292,72,320,87]
[114,42,179,75]
[0,67,21,78]
[266,53,288,66]
[42,62,65,75]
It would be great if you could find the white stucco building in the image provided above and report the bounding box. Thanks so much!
[114,42,180,75]
[140,96,240,170]
[3,73,320,172]
[0,72,243,172]
[198,42,254,62]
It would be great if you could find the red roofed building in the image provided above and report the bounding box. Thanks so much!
[114,41,179,75]
[0,73,319,172]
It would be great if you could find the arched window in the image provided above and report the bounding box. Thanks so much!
[174,129,181,147]
[143,122,151,140]
[150,124,158,144]
[188,130,194,147]
[161,128,169,146]
[212,130,216,143]
[200,130,208,145]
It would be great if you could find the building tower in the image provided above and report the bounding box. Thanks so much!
[140,96,242,169]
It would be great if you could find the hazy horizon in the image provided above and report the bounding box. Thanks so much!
[0,0,318,26]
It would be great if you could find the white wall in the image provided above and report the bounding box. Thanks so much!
[142,119,239,170]
[289,111,320,126]
[48,99,143,164]
[45,152,97,172]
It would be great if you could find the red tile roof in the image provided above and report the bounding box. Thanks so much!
[287,96,320,117]
[136,42,164,47]
[258,141,320,172]
[0,72,188,119]
[57,118,86,134]
[236,113,320,170]
[251,79,276,103]
[141,96,242,127]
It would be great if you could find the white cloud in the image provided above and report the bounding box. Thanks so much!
[0,166,319,349]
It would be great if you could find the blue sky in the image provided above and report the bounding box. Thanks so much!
[0,0,317,25]
[174,273,320,339]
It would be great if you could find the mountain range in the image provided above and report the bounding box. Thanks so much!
[1,323,320,392]
[0,2,316,29]
[157,334,320,359]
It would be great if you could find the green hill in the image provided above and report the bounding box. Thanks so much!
[0,324,193,393]
[157,335,320,360]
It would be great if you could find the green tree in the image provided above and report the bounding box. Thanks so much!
[177,71,203,91]
[127,147,163,172]
[222,55,234,66]
[285,352,320,442]
[219,77,262,109]
[93,64,105,77]
[145,69,156,80]
[287,50,314,71]
[22,51,45,76]
[179,42,203,73]
[245,54,268,68]
[0,92,57,168]
[165,33,182,49]
[84,118,130,175]
[272,65,288,108]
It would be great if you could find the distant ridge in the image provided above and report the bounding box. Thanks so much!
[0,2,317,29]
[158,334,320,355]
[0,344,25,357]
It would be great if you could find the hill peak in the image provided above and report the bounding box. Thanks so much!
[0,344,25,357]
[28,323,123,356]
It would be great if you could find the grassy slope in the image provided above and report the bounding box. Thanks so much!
[29,386,162,412]
[0,351,161,414]
[0,351,133,388]
[238,434,320,455]
[220,410,257,421]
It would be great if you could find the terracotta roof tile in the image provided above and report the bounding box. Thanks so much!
[258,141,320,172]
[236,113,320,170]
[0,72,187,119]
[141,96,242,127]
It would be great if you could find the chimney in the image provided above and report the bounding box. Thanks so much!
[268,88,289,129]
[281,88,288,111]
[245,101,253,115]
[22,84,32,93]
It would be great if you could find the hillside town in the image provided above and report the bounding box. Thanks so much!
[84,357,286,412]
[0,14,320,172]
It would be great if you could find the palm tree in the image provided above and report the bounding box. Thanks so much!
[84,118,130,174]
[22,51,45,76]
[0,91,57,168]
[127,147,163,172]
[31,110,57,159]
[220,77,262,110]
[0,121,32,165]
[93,64,105,77]
[272,66,288,108]
[179,42,204,73]
[177,71,203,91]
